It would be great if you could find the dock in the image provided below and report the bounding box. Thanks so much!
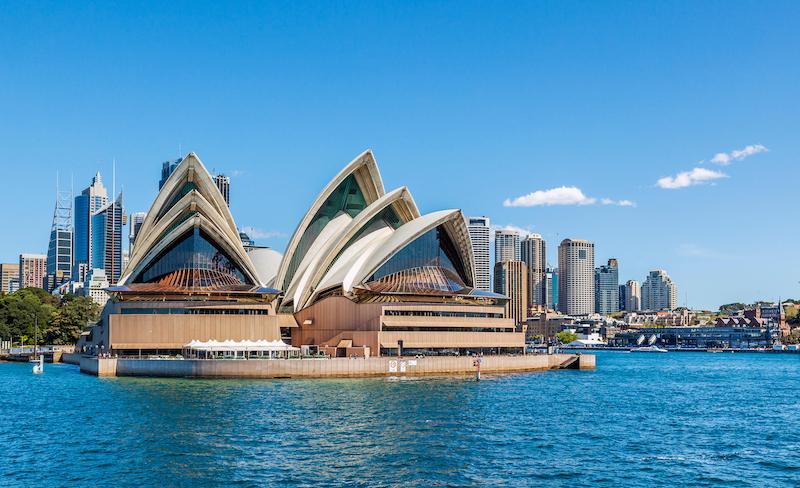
[74,353,595,379]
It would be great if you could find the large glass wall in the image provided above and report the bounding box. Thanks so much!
[283,174,367,289]
[367,226,469,292]
[134,228,249,288]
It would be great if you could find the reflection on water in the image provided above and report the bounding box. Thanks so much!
[1,352,799,486]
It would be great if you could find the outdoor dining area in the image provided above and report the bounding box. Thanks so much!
[182,339,302,360]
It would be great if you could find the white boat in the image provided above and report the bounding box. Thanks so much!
[630,346,668,353]
[31,356,44,374]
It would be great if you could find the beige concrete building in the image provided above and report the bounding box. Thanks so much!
[558,239,594,315]
[520,234,546,308]
[19,254,46,289]
[494,260,527,329]
[0,263,19,294]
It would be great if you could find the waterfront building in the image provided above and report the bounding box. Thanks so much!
[558,239,595,315]
[612,324,777,349]
[158,158,181,190]
[546,267,558,310]
[91,193,125,284]
[494,229,520,263]
[128,212,147,252]
[19,254,46,289]
[520,234,546,309]
[79,153,282,356]
[73,173,109,278]
[526,311,573,340]
[641,269,677,311]
[594,258,619,315]
[493,260,528,328]
[214,174,231,207]
[276,150,522,357]
[45,183,73,292]
[81,268,111,307]
[624,279,641,312]
[624,310,690,327]
[0,263,20,294]
[467,216,491,292]
[78,151,523,358]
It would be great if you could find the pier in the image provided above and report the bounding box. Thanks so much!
[75,353,595,379]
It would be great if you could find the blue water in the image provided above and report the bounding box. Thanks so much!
[1,352,799,487]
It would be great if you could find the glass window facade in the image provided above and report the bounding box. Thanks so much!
[283,174,367,289]
[134,228,250,287]
[367,226,469,289]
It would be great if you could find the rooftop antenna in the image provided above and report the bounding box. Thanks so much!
[112,157,116,199]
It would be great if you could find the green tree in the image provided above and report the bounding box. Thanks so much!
[555,331,577,344]
[46,295,100,344]
[0,288,55,343]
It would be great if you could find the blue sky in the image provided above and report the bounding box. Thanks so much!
[1,1,798,309]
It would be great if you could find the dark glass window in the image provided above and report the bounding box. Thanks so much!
[283,174,367,289]
[326,204,403,275]
[367,226,469,287]
[134,228,250,287]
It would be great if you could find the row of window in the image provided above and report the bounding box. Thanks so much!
[120,308,268,315]
[384,310,503,318]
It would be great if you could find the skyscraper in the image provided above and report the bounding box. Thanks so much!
[74,172,109,279]
[520,234,546,309]
[467,216,491,292]
[494,229,520,263]
[493,260,527,328]
[45,182,73,291]
[159,158,181,190]
[624,279,641,312]
[619,285,627,311]
[19,254,46,289]
[546,267,558,310]
[0,263,20,294]
[558,239,595,315]
[642,270,677,311]
[91,192,125,284]
[129,212,147,252]
[214,174,231,207]
[594,258,619,315]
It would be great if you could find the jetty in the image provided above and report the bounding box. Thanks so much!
[67,353,595,379]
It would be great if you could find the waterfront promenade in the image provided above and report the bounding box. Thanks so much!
[71,353,594,378]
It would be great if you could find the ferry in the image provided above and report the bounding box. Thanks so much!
[630,345,668,353]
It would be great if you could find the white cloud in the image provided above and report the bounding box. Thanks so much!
[710,144,768,165]
[504,186,595,207]
[239,226,286,239]
[503,186,635,208]
[656,167,727,189]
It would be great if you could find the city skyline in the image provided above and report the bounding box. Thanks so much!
[1,2,798,309]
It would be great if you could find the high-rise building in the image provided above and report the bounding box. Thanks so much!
[520,234,546,309]
[0,263,20,294]
[81,268,110,307]
[624,279,641,312]
[558,239,595,315]
[494,229,520,263]
[74,172,109,278]
[619,285,627,311]
[594,258,619,315]
[45,182,73,291]
[214,174,231,207]
[91,193,125,285]
[239,231,255,248]
[129,212,147,252]
[19,254,46,289]
[493,260,527,328]
[642,270,677,311]
[467,216,491,292]
[546,267,558,310]
[159,158,181,190]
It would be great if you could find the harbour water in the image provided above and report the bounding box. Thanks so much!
[1,352,798,486]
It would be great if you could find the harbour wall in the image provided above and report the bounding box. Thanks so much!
[79,354,595,378]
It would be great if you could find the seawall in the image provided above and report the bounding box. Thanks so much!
[78,354,594,378]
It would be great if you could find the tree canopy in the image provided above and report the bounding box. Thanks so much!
[0,288,100,345]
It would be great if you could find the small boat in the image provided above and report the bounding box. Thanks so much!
[630,346,668,353]
[31,356,44,374]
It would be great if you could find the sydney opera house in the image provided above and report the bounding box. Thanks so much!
[79,151,524,358]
